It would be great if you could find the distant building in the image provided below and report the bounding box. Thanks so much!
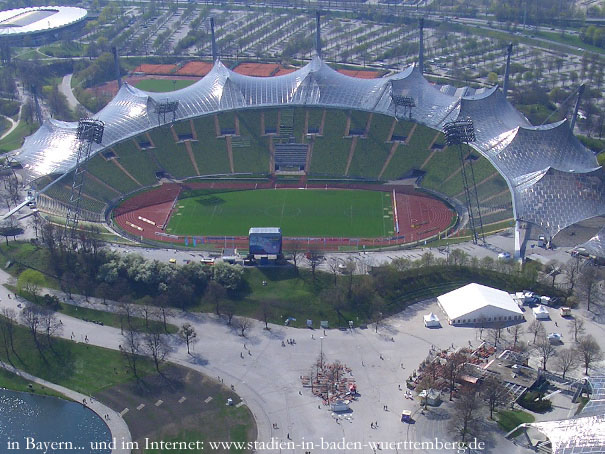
[0,7,87,46]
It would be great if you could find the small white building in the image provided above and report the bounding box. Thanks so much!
[437,283,525,325]
[533,305,550,320]
[423,313,441,328]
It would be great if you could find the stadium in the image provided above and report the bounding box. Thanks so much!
[11,20,605,258]
[0,6,87,46]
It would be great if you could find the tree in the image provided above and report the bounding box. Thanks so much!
[487,323,506,348]
[451,386,480,443]
[568,317,586,343]
[60,271,77,300]
[307,249,323,280]
[508,324,525,349]
[0,308,17,360]
[481,376,509,419]
[0,216,23,245]
[121,328,142,378]
[233,317,252,337]
[574,335,604,375]
[543,260,562,290]
[20,305,44,358]
[143,330,169,373]
[259,302,273,330]
[534,334,557,371]
[577,266,601,311]
[205,280,227,316]
[445,352,467,401]
[39,309,62,353]
[564,257,581,295]
[286,241,304,273]
[327,257,341,286]
[179,323,197,355]
[528,319,546,344]
[222,301,236,326]
[17,269,45,303]
[212,262,244,292]
[554,347,578,379]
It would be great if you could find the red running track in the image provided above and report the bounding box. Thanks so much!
[114,182,456,249]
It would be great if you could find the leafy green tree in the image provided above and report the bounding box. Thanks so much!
[17,269,45,302]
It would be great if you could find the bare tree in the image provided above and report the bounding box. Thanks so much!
[259,301,273,330]
[445,352,467,401]
[554,347,578,379]
[286,241,304,273]
[307,249,323,280]
[574,335,604,375]
[481,375,509,419]
[179,323,198,355]
[234,317,253,337]
[142,330,169,373]
[451,386,480,443]
[475,316,488,340]
[564,256,581,295]
[534,335,557,371]
[326,257,341,286]
[20,306,44,358]
[487,322,506,348]
[543,260,562,290]
[507,324,525,349]
[39,309,62,353]
[0,308,17,360]
[121,328,142,378]
[568,317,586,343]
[222,301,236,325]
[577,266,602,312]
[118,300,139,334]
[528,319,546,344]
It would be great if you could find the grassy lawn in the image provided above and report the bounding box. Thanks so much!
[0,314,157,395]
[134,79,197,92]
[6,284,179,335]
[0,115,11,137]
[95,365,256,454]
[167,188,392,238]
[0,367,67,399]
[496,409,535,435]
[0,120,37,153]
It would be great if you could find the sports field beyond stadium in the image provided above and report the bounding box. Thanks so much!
[166,189,393,238]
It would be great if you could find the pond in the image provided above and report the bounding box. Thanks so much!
[0,389,111,453]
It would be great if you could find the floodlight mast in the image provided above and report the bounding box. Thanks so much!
[444,119,485,245]
[63,119,105,242]
[418,18,424,75]
[503,43,513,98]
[316,11,322,58]
[391,92,416,120]
[154,99,179,126]
[210,17,217,62]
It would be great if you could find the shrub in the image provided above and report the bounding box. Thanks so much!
[519,391,552,413]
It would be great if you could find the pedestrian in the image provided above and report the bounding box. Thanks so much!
[240,352,244,358]
[248,350,251,356]
[398,384,401,391]
[555,321,558,327]
[371,422,374,429]
[287,433,290,440]
[311,334,314,340]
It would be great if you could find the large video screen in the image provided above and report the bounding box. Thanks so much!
[249,233,282,255]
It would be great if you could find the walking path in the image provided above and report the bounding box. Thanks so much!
[0,262,539,453]
[59,74,92,115]
[0,360,132,454]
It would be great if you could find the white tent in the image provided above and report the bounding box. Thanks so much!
[533,305,550,320]
[437,283,524,325]
[424,312,441,327]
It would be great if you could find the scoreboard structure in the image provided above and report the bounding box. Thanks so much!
[249,227,282,259]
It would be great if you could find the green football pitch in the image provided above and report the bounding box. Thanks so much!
[134,79,196,92]
[165,189,394,238]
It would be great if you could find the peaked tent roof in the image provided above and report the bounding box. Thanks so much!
[438,283,523,321]
[12,56,605,245]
